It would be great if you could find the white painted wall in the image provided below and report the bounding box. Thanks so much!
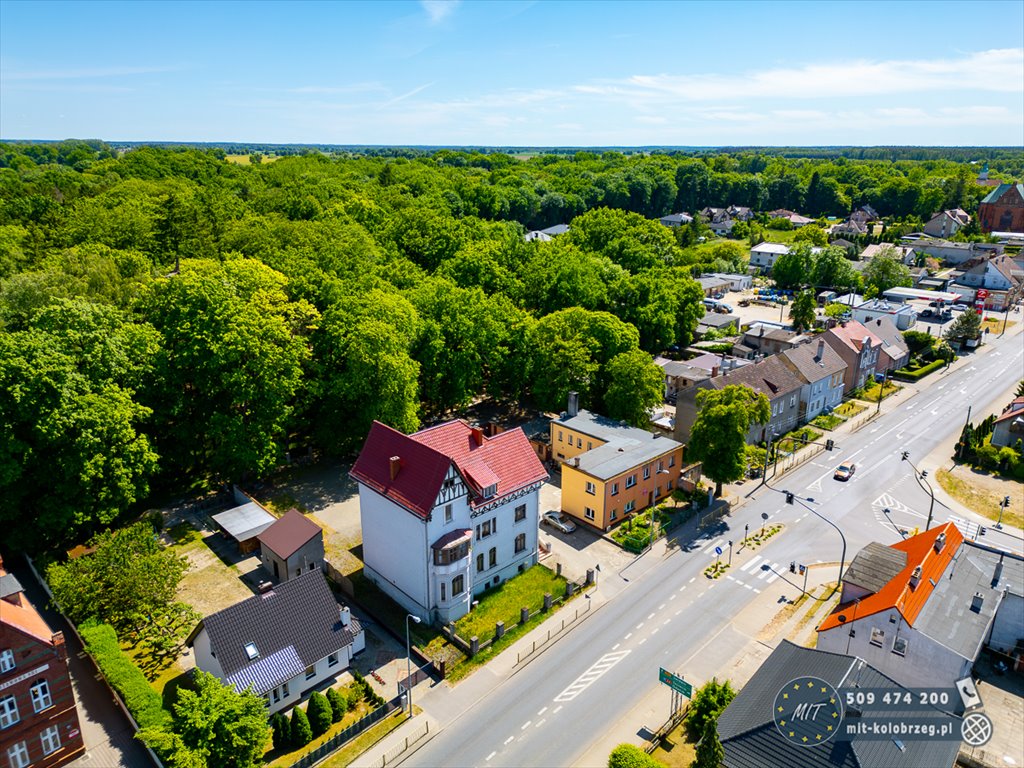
[191,628,224,681]
[818,616,971,690]
[359,484,431,618]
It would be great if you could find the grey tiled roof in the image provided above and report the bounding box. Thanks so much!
[844,543,907,594]
[0,573,24,599]
[194,570,359,695]
[718,641,960,768]
[780,342,847,384]
[556,409,682,481]
[707,355,803,400]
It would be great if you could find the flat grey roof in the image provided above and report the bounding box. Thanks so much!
[212,502,276,543]
[576,435,680,480]
[915,542,1024,660]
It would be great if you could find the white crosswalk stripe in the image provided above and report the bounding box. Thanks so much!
[703,538,726,555]
[554,651,631,702]
[740,555,763,573]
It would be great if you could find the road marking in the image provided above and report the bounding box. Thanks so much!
[537,706,548,716]
[658,603,666,610]
[504,736,514,745]
[625,632,633,640]
[669,594,676,601]
[522,721,532,730]
[536,718,546,728]
[663,619,670,626]
[678,586,686,592]
[675,609,682,616]
[703,538,726,555]
[486,751,496,761]
[733,578,745,586]
[652,628,660,635]
[740,555,763,573]
[639,637,647,645]
[848,448,863,460]
[553,705,563,714]
[636,622,644,629]
[647,612,655,619]
[689,577,696,583]
[744,583,753,590]
[611,643,620,651]
[708,582,716,589]
[553,650,632,702]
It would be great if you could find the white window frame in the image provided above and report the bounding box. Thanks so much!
[669,455,675,467]
[327,653,339,668]
[610,482,619,496]
[6,741,29,768]
[40,724,61,755]
[624,500,636,513]
[444,504,453,524]
[514,504,527,522]
[892,637,908,657]
[625,475,636,488]
[305,665,316,681]
[30,680,52,713]
[869,627,885,647]
[584,507,595,520]
[0,650,14,673]
[643,466,651,480]
[585,482,596,495]
[272,687,281,703]
[0,695,18,729]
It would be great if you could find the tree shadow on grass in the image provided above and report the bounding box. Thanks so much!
[161,670,194,711]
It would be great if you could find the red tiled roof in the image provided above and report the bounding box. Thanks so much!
[818,522,963,632]
[825,320,884,352]
[995,397,1024,424]
[0,565,54,645]
[258,508,322,559]
[350,420,548,519]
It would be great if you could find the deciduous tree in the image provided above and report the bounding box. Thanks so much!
[687,386,770,496]
[862,247,912,295]
[603,350,665,427]
[788,290,817,332]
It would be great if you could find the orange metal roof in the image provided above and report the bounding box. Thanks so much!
[0,566,55,645]
[818,522,963,632]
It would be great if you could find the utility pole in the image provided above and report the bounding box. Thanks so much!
[996,496,1010,530]
[902,451,936,531]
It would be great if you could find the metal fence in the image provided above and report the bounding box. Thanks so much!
[381,720,431,766]
[515,598,593,664]
[286,698,402,768]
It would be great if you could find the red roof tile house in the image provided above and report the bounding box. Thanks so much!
[351,421,548,625]
[817,524,1024,690]
[822,320,884,393]
[258,509,324,583]
[0,556,84,768]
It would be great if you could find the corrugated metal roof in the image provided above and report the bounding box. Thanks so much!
[843,543,908,595]
[212,502,276,542]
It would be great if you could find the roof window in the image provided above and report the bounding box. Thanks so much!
[244,642,259,660]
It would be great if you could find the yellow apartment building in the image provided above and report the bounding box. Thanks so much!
[550,400,694,531]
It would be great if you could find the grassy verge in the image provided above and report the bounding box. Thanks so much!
[650,718,699,767]
[858,381,899,402]
[835,401,867,418]
[455,565,568,641]
[810,413,844,430]
[936,469,1024,529]
[298,709,409,768]
[262,491,310,516]
[262,688,375,768]
[610,506,674,553]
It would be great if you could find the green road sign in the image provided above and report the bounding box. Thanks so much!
[659,668,693,697]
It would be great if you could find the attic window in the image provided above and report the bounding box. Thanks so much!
[481,484,497,499]
[244,643,259,660]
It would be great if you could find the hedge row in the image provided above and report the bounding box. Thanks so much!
[892,358,945,381]
[79,622,170,730]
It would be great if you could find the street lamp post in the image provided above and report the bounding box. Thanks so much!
[405,614,421,716]
[784,490,848,589]
[902,451,936,531]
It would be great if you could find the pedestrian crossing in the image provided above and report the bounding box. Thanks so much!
[703,544,782,585]
[553,650,631,702]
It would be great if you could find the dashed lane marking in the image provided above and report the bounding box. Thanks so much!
[536,719,546,728]
[486,751,496,761]
[553,705,563,714]
[504,737,514,745]
[553,650,632,703]
[658,603,666,610]
[639,638,647,645]
[624,632,632,640]
[521,721,531,730]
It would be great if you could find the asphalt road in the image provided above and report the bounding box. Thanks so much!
[404,332,1024,768]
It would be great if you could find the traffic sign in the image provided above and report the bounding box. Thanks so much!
[659,668,693,697]
[714,546,723,555]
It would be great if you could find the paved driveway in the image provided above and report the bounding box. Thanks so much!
[11,557,156,768]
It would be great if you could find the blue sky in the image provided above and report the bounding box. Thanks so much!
[1,0,1022,146]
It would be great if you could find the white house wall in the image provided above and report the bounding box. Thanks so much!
[359,484,431,618]
[191,628,224,681]
[818,617,971,690]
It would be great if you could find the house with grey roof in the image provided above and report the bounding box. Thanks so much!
[659,212,693,228]
[212,498,277,554]
[860,316,910,372]
[674,354,804,445]
[852,299,917,331]
[696,275,732,297]
[188,570,364,714]
[258,508,324,583]
[717,640,961,768]
[653,357,712,402]
[750,242,790,273]
[779,339,847,422]
[817,524,1024,691]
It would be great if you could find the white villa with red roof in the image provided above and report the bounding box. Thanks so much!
[350,420,548,625]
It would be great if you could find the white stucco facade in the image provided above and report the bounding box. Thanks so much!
[360,463,542,626]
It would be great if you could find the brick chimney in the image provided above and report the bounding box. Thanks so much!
[389,456,402,480]
[471,427,484,446]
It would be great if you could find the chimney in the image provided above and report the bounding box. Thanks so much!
[909,565,922,589]
[992,555,1004,588]
[389,456,402,480]
[934,532,946,553]
[711,365,720,377]
[572,457,580,467]
[970,592,985,613]
[339,605,351,626]
[815,339,825,362]
[471,427,484,446]
[567,391,579,417]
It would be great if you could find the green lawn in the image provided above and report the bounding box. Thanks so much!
[776,426,823,454]
[809,413,844,430]
[315,710,409,767]
[610,506,674,553]
[835,401,867,418]
[455,565,568,641]
[858,381,899,402]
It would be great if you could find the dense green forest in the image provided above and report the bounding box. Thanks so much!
[1,141,1019,550]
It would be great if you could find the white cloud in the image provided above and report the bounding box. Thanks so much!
[592,48,1024,101]
[420,0,459,24]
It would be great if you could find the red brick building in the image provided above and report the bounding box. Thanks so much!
[978,182,1024,233]
[1,556,84,768]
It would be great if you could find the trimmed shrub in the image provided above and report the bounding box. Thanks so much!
[893,358,944,381]
[78,622,169,730]
[347,685,363,710]
[607,743,662,768]
[326,687,348,723]
[290,707,313,747]
[307,691,333,737]
[270,712,290,751]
